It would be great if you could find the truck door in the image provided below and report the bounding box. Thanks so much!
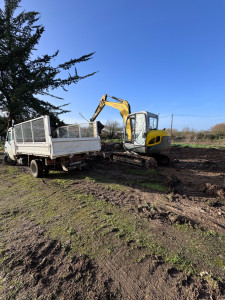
[134,113,146,148]
[5,129,16,159]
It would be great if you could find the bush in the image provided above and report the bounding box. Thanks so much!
[210,123,225,139]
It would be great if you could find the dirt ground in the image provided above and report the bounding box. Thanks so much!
[0,146,225,299]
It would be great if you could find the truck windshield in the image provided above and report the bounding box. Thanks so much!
[7,131,13,141]
[148,117,157,130]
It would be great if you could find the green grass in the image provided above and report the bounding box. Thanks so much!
[105,183,128,191]
[165,253,193,272]
[51,172,129,192]
[172,142,225,149]
[139,181,167,192]
[50,168,164,193]
[173,223,225,271]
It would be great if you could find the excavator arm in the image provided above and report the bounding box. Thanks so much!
[90,94,132,140]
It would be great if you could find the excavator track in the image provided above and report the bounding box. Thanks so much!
[101,143,170,168]
[151,153,171,166]
[112,151,158,168]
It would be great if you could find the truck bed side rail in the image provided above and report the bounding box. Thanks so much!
[14,116,50,144]
[55,122,98,139]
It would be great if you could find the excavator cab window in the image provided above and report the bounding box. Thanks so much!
[148,116,158,130]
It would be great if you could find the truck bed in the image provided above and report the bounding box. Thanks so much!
[51,137,101,158]
[13,116,101,159]
[15,137,101,158]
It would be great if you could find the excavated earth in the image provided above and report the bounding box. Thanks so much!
[0,146,225,299]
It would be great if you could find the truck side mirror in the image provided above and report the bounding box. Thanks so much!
[142,132,147,138]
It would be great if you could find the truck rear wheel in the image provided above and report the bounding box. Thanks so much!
[30,159,43,178]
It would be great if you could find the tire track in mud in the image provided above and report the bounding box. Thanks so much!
[38,172,225,297]
[97,255,166,300]
[69,177,225,235]
[0,219,123,300]
[88,154,225,235]
[1,158,224,299]
[40,182,203,299]
[97,249,188,300]
[1,219,222,300]
[65,177,225,280]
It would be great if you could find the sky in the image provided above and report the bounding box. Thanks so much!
[5,0,225,130]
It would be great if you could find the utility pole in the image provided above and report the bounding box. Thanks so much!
[171,114,173,136]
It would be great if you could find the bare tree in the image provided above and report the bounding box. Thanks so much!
[104,120,123,139]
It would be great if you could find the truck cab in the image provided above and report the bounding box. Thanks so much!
[4,127,16,162]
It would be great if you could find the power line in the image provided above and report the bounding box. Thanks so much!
[175,114,225,117]
[159,114,225,118]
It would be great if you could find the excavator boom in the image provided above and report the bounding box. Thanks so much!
[90,94,108,122]
[90,94,132,139]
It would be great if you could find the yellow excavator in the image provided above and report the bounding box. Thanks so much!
[90,94,171,166]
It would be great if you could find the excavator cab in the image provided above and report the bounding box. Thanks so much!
[124,111,171,156]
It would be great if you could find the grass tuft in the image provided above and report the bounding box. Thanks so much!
[139,181,167,192]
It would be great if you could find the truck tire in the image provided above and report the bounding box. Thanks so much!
[30,159,43,178]
[3,154,17,165]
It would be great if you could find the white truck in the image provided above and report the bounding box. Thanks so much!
[4,115,101,177]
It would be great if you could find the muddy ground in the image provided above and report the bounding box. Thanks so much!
[0,146,225,299]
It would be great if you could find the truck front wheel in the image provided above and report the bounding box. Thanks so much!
[30,159,43,178]
[3,154,17,165]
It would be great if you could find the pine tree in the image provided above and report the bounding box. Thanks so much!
[0,0,96,129]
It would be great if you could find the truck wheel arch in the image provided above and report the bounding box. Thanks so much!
[3,154,17,165]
